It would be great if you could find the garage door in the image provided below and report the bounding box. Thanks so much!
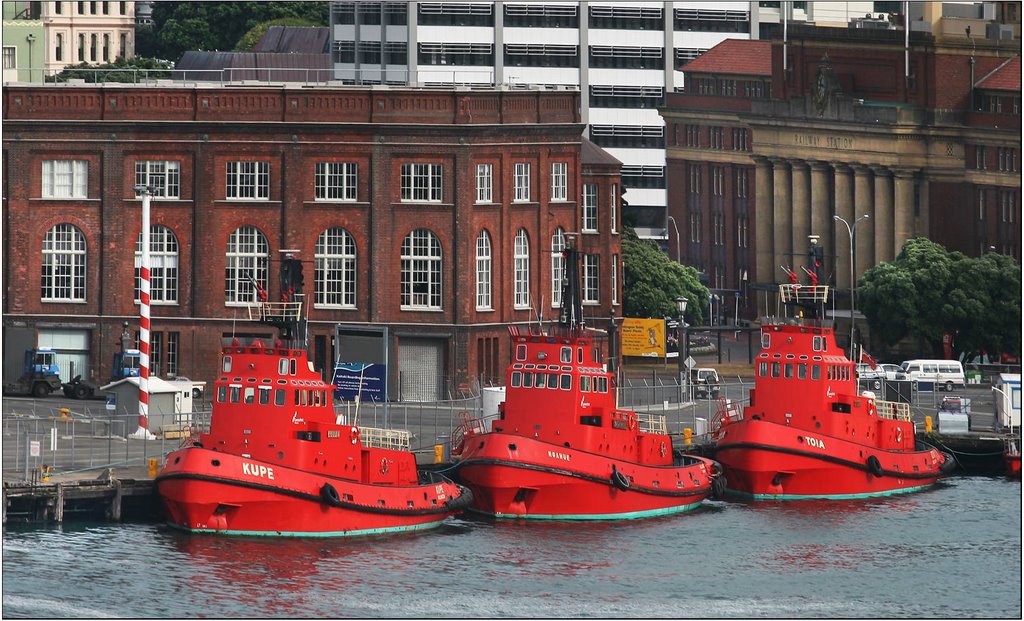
[398,338,444,402]
[38,328,90,383]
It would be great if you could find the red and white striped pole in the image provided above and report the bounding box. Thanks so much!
[130,185,156,440]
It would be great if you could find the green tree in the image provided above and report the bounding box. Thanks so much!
[858,238,1021,359]
[621,226,709,325]
[139,2,329,62]
[51,57,173,83]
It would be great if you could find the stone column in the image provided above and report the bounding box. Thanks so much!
[872,166,894,263]
[893,169,916,258]
[772,157,792,281]
[790,160,810,264]
[852,164,874,278]
[810,161,831,246]
[832,163,854,290]
[754,156,774,285]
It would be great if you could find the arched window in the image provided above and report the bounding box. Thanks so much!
[314,227,356,308]
[41,223,87,301]
[134,225,179,304]
[514,229,530,309]
[225,226,269,306]
[400,229,442,309]
[550,227,565,308]
[475,230,491,310]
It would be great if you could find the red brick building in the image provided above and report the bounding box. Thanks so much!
[2,85,623,400]
[661,23,1021,323]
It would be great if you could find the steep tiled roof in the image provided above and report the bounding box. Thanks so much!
[681,39,772,76]
[581,136,622,167]
[976,56,1021,91]
[253,26,330,54]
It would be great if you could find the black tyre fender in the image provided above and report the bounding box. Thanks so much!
[711,474,727,499]
[866,455,884,477]
[611,467,630,491]
[320,482,343,507]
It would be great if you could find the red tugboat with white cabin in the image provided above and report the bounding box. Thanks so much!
[711,272,952,499]
[156,256,471,536]
[454,240,722,519]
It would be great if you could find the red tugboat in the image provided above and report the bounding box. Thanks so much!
[1005,437,1021,480]
[156,257,471,537]
[454,240,721,520]
[712,280,952,500]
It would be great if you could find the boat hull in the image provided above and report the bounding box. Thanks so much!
[715,419,945,500]
[457,432,715,520]
[156,447,469,537]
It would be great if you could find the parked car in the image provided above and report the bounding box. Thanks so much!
[879,364,907,380]
[856,363,885,389]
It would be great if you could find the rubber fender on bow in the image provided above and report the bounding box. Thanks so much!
[611,467,631,491]
[866,455,884,477]
[711,474,727,499]
[320,482,344,508]
[445,486,474,512]
[939,451,958,474]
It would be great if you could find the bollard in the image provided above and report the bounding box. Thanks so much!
[683,427,693,445]
[148,458,159,478]
[41,465,51,483]
[924,415,933,433]
[434,444,444,464]
[60,407,70,419]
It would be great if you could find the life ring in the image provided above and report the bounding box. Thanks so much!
[866,455,883,477]
[320,482,343,507]
[611,467,631,491]
[350,427,361,445]
[380,458,389,474]
[627,416,637,431]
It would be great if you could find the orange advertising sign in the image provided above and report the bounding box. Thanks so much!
[621,318,666,358]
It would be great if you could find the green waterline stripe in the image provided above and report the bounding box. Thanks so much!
[473,500,704,521]
[727,482,936,501]
[165,519,445,538]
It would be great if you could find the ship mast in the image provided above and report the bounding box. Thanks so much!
[557,234,584,335]
[251,252,307,350]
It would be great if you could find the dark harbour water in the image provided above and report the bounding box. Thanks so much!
[2,475,1020,619]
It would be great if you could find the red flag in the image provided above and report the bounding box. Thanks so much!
[860,351,878,369]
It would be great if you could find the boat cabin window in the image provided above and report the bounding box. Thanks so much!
[516,344,527,361]
[229,385,241,403]
[275,388,286,406]
[560,347,572,363]
[761,333,770,350]
[812,336,826,352]
[547,373,558,389]
[222,356,232,372]
[580,375,591,392]
[511,371,522,387]
[595,376,608,393]
[523,372,534,388]
[578,347,584,364]
[797,363,807,380]
[217,385,227,402]
[244,387,255,404]
[784,363,794,378]
[560,373,571,390]
[771,362,780,378]
[811,364,821,380]
[832,402,851,413]
[258,386,271,405]
[758,361,768,376]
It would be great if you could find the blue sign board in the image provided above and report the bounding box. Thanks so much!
[332,362,387,402]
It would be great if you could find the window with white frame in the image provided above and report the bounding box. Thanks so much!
[711,166,724,196]
[610,184,618,233]
[514,229,530,308]
[611,254,619,305]
[401,229,442,309]
[978,189,986,220]
[476,163,493,203]
[737,215,749,248]
[551,227,565,308]
[314,162,357,201]
[475,230,492,310]
[135,161,181,199]
[41,223,87,302]
[134,225,179,304]
[2,47,15,69]
[582,184,598,232]
[401,163,443,202]
[314,227,357,308]
[513,162,531,202]
[167,332,180,376]
[224,226,269,305]
[42,160,88,198]
[582,254,599,303]
[226,161,270,200]
[551,162,567,201]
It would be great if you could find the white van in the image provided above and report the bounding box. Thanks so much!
[900,359,965,392]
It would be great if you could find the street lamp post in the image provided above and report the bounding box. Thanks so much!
[666,215,681,263]
[676,296,689,403]
[834,214,870,358]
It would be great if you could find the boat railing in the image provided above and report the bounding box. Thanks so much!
[358,426,412,451]
[779,284,829,304]
[247,301,303,323]
[876,400,912,422]
[637,412,667,435]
